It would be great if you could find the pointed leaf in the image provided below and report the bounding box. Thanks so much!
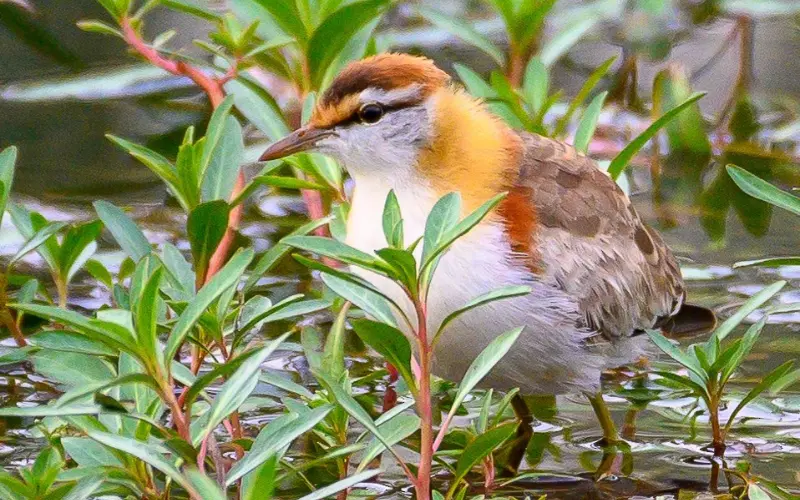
[352,319,414,391]
[226,406,332,485]
[454,423,517,483]
[608,92,706,180]
[297,470,381,500]
[417,7,504,66]
[187,200,231,281]
[727,165,800,216]
[573,91,608,153]
[165,249,254,365]
[94,201,151,261]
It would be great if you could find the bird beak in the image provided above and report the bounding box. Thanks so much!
[259,126,333,161]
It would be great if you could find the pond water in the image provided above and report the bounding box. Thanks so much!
[2,3,800,498]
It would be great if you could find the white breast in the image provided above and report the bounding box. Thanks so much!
[345,174,613,394]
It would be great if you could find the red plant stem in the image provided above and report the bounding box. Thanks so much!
[382,362,399,413]
[2,313,27,347]
[413,298,433,500]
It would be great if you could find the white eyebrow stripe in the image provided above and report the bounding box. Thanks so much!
[359,85,424,106]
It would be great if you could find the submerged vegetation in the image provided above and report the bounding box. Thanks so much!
[1,0,800,498]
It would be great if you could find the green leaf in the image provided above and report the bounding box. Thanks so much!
[646,330,708,383]
[352,319,415,392]
[306,0,389,87]
[28,330,116,357]
[0,145,18,221]
[522,58,548,114]
[185,470,226,500]
[357,413,419,472]
[382,190,404,248]
[59,220,103,282]
[573,91,607,153]
[187,200,231,281]
[200,98,235,183]
[713,280,785,342]
[241,455,278,500]
[453,423,517,486]
[453,64,496,99]
[226,406,332,485]
[421,193,462,266]
[76,19,122,37]
[734,257,800,268]
[201,116,244,202]
[297,470,381,500]
[85,259,113,288]
[159,0,221,20]
[727,165,800,216]
[194,332,291,446]
[249,0,307,44]
[443,328,522,427]
[0,403,103,417]
[9,221,66,266]
[86,431,193,492]
[93,201,151,261]
[31,350,115,388]
[421,192,506,272]
[554,56,616,137]
[375,248,417,290]
[746,484,772,500]
[225,76,290,142]
[434,286,531,344]
[724,360,795,432]
[608,92,706,180]
[321,273,398,327]
[133,265,163,365]
[540,16,597,67]
[242,215,333,293]
[417,7,504,67]
[719,317,767,383]
[284,235,394,276]
[165,249,254,366]
[62,437,122,467]
[316,373,401,458]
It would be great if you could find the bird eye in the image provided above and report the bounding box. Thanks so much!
[358,103,384,124]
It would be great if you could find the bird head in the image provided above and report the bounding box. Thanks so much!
[260,53,520,205]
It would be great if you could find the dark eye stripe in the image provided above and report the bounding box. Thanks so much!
[324,99,421,129]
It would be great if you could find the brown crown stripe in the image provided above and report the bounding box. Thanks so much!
[319,53,450,106]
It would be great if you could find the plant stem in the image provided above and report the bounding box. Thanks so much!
[708,397,726,458]
[413,298,433,500]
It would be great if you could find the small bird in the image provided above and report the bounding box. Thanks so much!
[260,54,716,444]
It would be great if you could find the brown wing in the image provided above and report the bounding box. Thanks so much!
[512,132,713,339]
